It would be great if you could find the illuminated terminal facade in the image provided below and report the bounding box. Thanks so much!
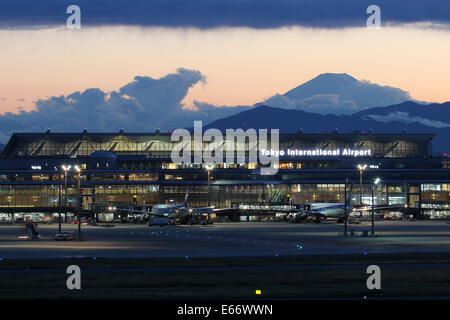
[0,130,449,220]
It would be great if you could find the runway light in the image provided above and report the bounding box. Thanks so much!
[255,290,262,295]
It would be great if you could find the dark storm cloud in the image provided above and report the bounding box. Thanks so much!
[1,0,449,29]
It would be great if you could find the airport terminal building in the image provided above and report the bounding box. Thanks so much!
[0,130,449,221]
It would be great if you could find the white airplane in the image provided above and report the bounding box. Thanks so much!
[151,185,215,224]
[297,184,355,222]
[299,184,403,222]
[112,185,215,225]
[305,203,350,220]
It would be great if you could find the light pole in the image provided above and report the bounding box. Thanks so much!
[371,177,380,237]
[75,165,83,240]
[344,178,350,236]
[62,165,71,225]
[205,164,214,206]
[58,168,62,233]
[357,164,367,206]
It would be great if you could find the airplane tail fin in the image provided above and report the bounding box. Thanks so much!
[184,184,190,206]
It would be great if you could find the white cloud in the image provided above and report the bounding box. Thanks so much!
[259,73,413,115]
[0,68,250,143]
[366,112,450,128]
[260,93,361,115]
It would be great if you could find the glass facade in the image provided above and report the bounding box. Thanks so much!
[1,132,433,159]
[0,132,449,219]
[0,180,448,215]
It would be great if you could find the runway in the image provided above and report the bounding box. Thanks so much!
[1,220,450,259]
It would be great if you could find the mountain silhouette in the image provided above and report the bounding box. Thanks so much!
[204,103,450,154]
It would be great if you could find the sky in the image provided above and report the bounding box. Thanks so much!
[0,0,449,140]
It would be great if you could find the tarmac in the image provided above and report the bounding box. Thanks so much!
[1,220,450,259]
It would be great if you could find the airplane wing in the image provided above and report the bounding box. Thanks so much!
[353,205,404,212]
[112,207,166,218]
[190,206,214,214]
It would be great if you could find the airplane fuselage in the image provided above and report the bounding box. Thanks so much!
[308,203,348,219]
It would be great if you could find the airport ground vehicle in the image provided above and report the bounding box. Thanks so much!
[54,231,73,241]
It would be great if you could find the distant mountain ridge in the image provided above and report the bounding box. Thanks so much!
[204,102,450,154]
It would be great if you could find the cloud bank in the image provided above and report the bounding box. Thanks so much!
[0,68,250,143]
[1,0,449,29]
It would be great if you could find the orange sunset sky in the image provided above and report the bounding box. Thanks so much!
[1,24,449,114]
